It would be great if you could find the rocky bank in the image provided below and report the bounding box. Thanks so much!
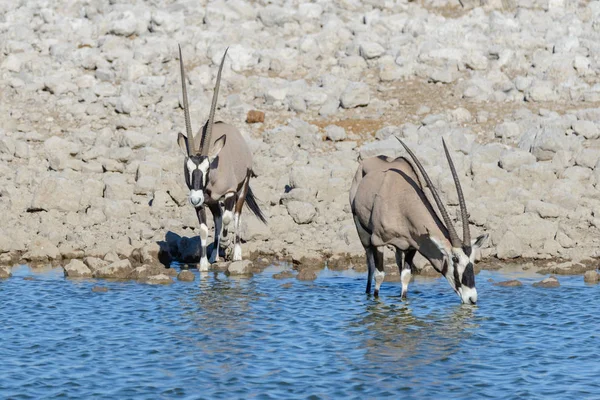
[1,0,600,277]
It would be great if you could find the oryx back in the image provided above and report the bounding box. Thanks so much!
[201,122,253,201]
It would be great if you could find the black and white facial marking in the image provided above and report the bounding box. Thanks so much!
[433,234,488,305]
[184,155,210,208]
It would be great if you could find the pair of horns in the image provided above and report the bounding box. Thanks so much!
[178,44,228,156]
[396,137,471,249]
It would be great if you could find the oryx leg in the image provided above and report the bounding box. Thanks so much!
[396,248,416,299]
[196,206,210,271]
[208,202,222,264]
[365,246,375,295]
[221,192,236,251]
[232,178,250,261]
[373,247,385,297]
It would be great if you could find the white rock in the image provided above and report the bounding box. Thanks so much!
[325,125,347,142]
[340,82,370,109]
[359,42,385,59]
[499,149,536,172]
[572,121,599,139]
[64,259,92,278]
[286,201,317,224]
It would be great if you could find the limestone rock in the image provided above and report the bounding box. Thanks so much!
[177,270,195,282]
[583,270,599,284]
[143,274,173,285]
[227,260,254,276]
[93,259,133,279]
[494,280,523,287]
[64,259,92,278]
[532,276,560,288]
[297,269,317,281]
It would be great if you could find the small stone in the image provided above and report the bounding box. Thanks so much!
[144,274,173,285]
[296,269,317,281]
[324,125,347,142]
[246,110,265,124]
[494,279,523,287]
[273,270,294,279]
[286,201,317,224]
[281,282,293,289]
[340,82,370,109]
[92,286,109,293]
[64,259,93,278]
[359,42,385,59]
[227,260,254,276]
[533,275,560,288]
[178,270,195,282]
[0,266,11,279]
[583,270,599,284]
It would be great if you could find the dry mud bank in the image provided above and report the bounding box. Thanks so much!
[2,0,600,279]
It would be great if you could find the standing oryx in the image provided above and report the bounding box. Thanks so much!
[349,138,488,304]
[176,45,266,271]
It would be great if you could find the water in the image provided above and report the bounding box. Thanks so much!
[1,265,598,399]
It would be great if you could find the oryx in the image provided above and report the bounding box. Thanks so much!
[349,137,488,304]
[176,45,266,271]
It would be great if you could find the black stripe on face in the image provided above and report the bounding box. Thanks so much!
[453,262,462,291]
[183,159,191,188]
[461,262,475,288]
[192,169,204,191]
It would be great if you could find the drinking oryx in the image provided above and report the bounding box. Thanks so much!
[176,45,266,270]
[349,137,487,304]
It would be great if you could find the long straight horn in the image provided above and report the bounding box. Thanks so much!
[178,44,195,155]
[201,47,229,156]
[395,137,462,248]
[442,139,471,248]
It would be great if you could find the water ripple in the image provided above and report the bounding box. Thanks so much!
[0,267,598,398]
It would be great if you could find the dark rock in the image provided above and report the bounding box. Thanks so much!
[583,270,599,284]
[246,110,265,124]
[297,269,317,281]
[92,286,109,293]
[494,279,523,287]
[533,275,560,288]
[273,270,294,279]
[281,282,293,289]
[0,266,12,279]
[178,270,195,282]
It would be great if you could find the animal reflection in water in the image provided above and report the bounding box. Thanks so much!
[350,138,488,304]
[356,299,477,367]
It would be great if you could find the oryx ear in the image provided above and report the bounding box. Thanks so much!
[208,134,226,162]
[177,132,189,156]
[472,233,489,249]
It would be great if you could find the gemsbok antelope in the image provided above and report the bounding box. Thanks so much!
[349,137,488,304]
[176,45,266,271]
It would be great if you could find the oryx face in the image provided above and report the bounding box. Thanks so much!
[443,235,488,305]
[178,132,226,208]
[184,154,210,208]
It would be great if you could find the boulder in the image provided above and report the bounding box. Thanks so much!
[227,260,254,276]
[177,270,195,282]
[340,82,370,109]
[143,274,173,285]
[286,201,317,224]
[93,259,133,279]
[493,280,523,287]
[532,276,560,288]
[22,237,61,262]
[63,259,92,278]
[0,266,11,279]
[30,177,83,212]
[583,270,599,284]
[273,270,294,279]
[297,269,317,281]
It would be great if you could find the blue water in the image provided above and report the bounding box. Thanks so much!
[0,265,598,399]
